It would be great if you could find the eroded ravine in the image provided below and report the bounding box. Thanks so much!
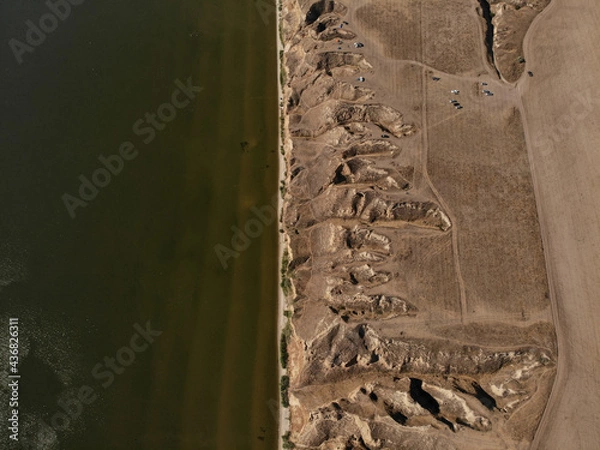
[486,0,552,82]
[476,0,502,77]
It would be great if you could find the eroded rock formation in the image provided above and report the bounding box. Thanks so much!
[279,1,556,448]
[487,0,552,81]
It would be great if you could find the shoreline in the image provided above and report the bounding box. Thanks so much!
[276,1,290,448]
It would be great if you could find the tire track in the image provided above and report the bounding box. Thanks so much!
[418,1,469,323]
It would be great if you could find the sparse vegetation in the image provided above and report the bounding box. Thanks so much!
[280,252,294,369]
[279,180,287,198]
[280,249,291,294]
[281,249,289,277]
[282,431,295,448]
[280,375,290,407]
[280,320,292,369]
[280,279,292,299]
[280,332,289,369]
[278,1,285,44]
[279,50,287,86]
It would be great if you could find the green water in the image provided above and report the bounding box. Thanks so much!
[0,0,279,449]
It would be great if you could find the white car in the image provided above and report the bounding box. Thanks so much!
[451,89,460,94]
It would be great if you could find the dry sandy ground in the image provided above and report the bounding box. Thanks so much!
[518,0,600,448]
[277,0,599,448]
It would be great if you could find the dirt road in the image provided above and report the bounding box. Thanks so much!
[519,0,600,448]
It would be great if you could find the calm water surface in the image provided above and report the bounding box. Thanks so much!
[0,1,279,449]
